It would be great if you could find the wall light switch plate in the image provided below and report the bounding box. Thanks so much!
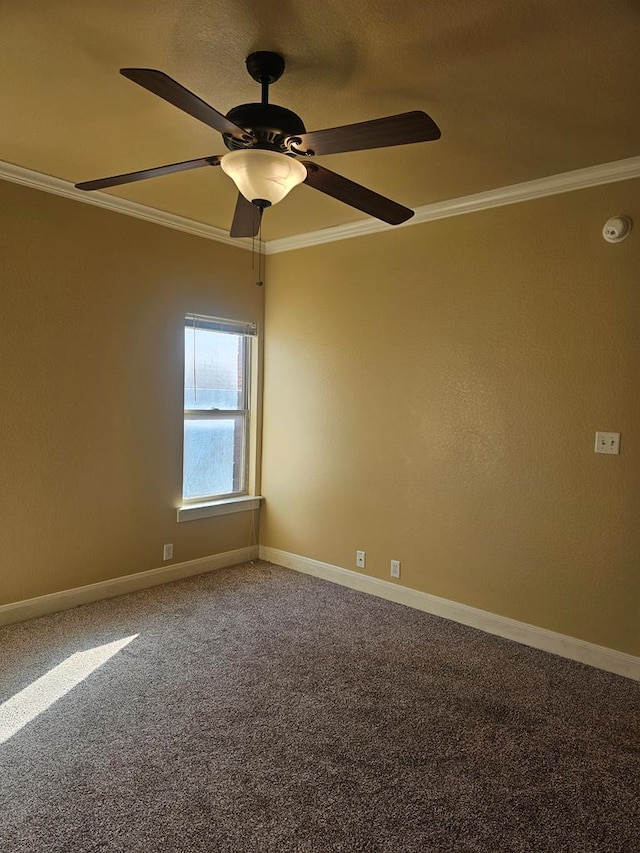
[595,431,620,455]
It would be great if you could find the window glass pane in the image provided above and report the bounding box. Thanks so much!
[184,326,244,410]
[182,416,246,500]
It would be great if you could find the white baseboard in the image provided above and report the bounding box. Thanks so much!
[0,546,259,627]
[259,546,639,681]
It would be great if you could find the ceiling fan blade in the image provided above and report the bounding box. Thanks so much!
[288,111,440,156]
[75,156,221,191]
[120,68,254,142]
[230,193,262,238]
[303,163,413,225]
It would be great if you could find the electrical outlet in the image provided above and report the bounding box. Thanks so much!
[356,550,366,569]
[595,431,620,455]
[390,560,401,579]
[163,543,174,561]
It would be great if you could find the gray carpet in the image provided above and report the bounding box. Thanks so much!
[0,561,638,852]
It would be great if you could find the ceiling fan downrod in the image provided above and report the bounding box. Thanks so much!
[245,51,285,105]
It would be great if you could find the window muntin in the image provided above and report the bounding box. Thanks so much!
[182,315,255,502]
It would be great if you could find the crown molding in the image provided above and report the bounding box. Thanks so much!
[2,155,639,256]
[0,160,253,251]
[266,155,640,254]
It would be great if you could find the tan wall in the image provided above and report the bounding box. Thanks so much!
[261,179,640,655]
[0,180,263,605]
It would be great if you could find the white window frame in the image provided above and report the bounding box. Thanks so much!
[178,314,262,522]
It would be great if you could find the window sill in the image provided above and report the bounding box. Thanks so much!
[176,496,263,523]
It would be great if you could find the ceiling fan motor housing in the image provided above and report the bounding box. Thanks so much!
[224,103,306,153]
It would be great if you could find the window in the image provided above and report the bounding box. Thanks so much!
[182,314,257,503]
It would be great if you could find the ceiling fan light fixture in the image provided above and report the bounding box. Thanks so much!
[220,149,306,207]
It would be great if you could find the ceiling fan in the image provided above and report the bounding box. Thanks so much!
[75,51,441,237]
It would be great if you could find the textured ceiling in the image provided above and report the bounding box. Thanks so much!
[1,0,639,240]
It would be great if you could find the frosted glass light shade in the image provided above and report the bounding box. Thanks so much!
[220,149,306,206]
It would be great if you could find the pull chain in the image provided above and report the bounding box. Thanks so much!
[256,207,264,287]
[251,218,255,270]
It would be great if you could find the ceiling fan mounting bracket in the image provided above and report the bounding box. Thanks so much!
[245,51,285,85]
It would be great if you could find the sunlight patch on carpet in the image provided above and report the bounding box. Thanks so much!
[0,634,138,744]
